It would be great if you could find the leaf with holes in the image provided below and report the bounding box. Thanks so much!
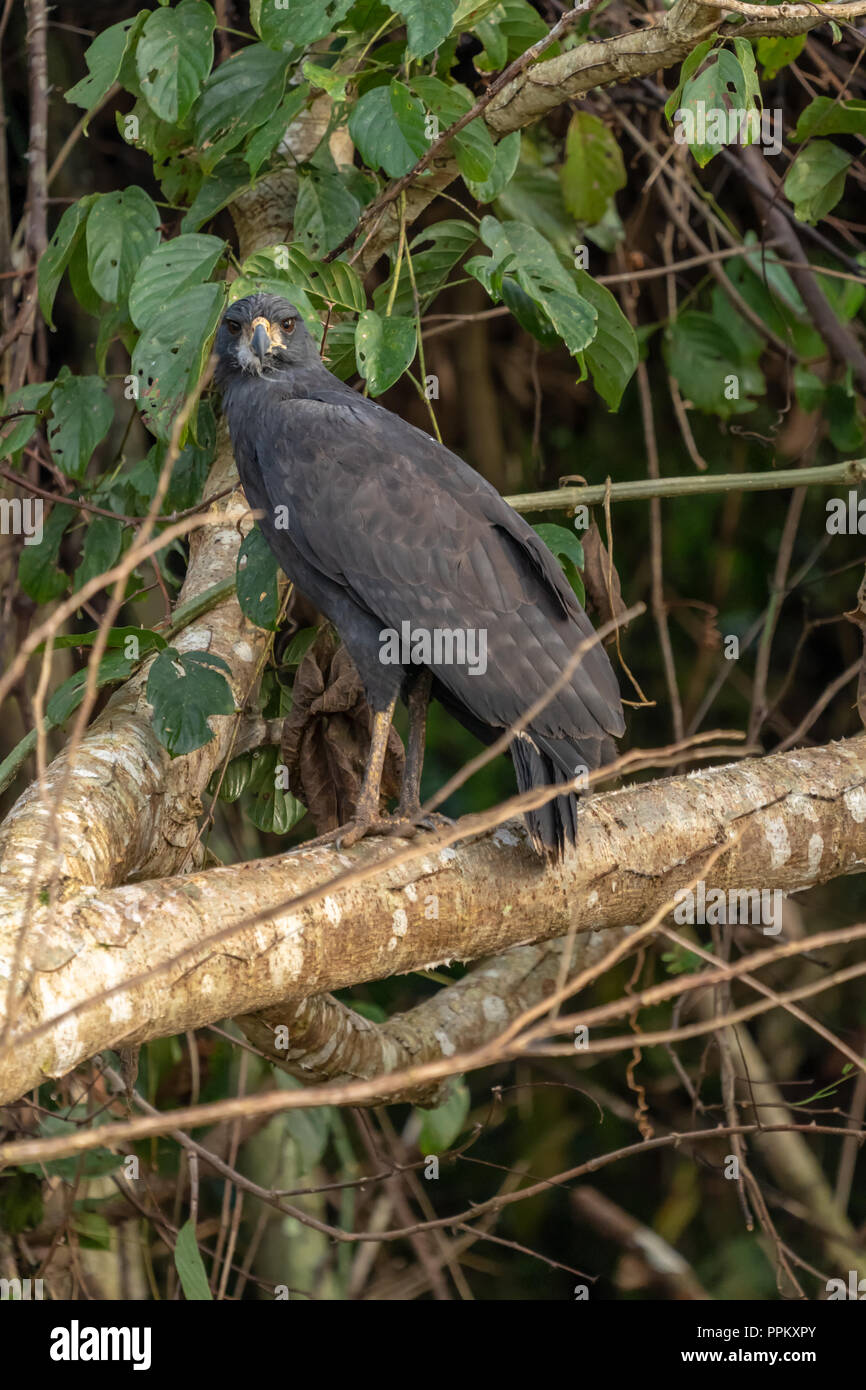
[294,171,361,258]
[237,525,281,630]
[65,13,148,114]
[252,0,355,47]
[147,647,236,757]
[132,282,225,441]
[194,44,289,172]
[129,234,225,330]
[86,187,161,305]
[355,311,417,395]
[47,371,114,480]
[136,0,215,124]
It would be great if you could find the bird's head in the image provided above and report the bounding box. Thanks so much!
[214,293,320,382]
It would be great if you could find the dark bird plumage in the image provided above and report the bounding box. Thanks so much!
[215,293,625,858]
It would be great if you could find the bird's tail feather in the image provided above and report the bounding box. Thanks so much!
[510,731,612,860]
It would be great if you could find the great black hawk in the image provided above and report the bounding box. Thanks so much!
[215,293,624,858]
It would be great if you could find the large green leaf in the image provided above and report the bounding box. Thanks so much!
[132,282,225,440]
[237,525,281,630]
[245,84,310,176]
[136,0,215,124]
[147,647,236,757]
[73,516,124,591]
[412,76,495,183]
[793,97,866,142]
[38,196,97,329]
[241,244,366,315]
[47,371,114,480]
[252,0,355,47]
[129,234,226,330]
[355,311,417,395]
[18,504,72,603]
[349,82,428,178]
[465,130,521,203]
[574,270,638,411]
[194,44,289,172]
[181,157,251,233]
[85,187,161,304]
[784,141,852,224]
[672,48,759,167]
[665,310,764,417]
[396,0,456,57]
[65,13,147,113]
[560,112,626,225]
[294,171,361,258]
[373,218,477,317]
[467,216,597,355]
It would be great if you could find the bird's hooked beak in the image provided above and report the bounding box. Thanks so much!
[251,316,271,365]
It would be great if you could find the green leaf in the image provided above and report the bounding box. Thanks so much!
[501,276,560,348]
[794,364,825,412]
[373,219,477,318]
[174,1220,213,1301]
[85,186,161,304]
[412,76,495,183]
[18,504,73,603]
[241,243,366,316]
[756,34,805,79]
[826,376,865,452]
[495,158,575,261]
[533,523,585,605]
[38,196,97,329]
[252,0,354,47]
[65,13,147,113]
[396,0,455,57]
[465,130,521,203]
[245,747,306,835]
[129,234,225,330]
[355,311,417,395]
[294,170,361,258]
[0,1172,44,1235]
[73,1211,112,1251]
[74,516,123,591]
[301,61,349,100]
[181,156,251,232]
[349,81,428,178]
[237,525,281,629]
[792,97,866,142]
[47,372,114,480]
[194,44,289,172]
[416,1079,470,1153]
[0,381,53,459]
[209,751,253,802]
[672,48,758,167]
[664,37,718,123]
[245,84,311,177]
[132,281,225,440]
[467,216,597,356]
[474,0,548,72]
[147,646,235,757]
[560,112,626,225]
[46,651,139,725]
[784,141,852,224]
[574,270,638,411]
[36,626,166,656]
[137,0,215,124]
[665,310,764,417]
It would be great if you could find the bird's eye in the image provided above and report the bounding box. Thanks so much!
[281,317,295,334]
[226,320,241,335]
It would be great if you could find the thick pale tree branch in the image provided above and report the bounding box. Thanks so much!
[1,736,865,1107]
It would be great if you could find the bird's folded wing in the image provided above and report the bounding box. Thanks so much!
[256,391,624,740]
